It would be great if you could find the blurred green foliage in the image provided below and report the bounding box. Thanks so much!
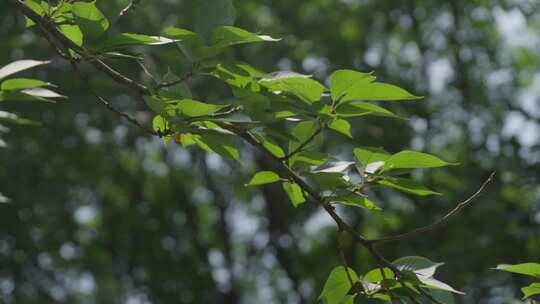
[0,0,539,303]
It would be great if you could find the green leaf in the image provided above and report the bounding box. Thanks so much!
[293,151,329,166]
[210,26,280,49]
[177,99,227,117]
[393,256,464,295]
[305,172,351,189]
[383,150,457,171]
[23,0,44,27]
[0,59,50,80]
[319,266,359,304]
[394,256,444,278]
[96,33,176,50]
[247,171,281,186]
[336,102,403,119]
[341,82,421,103]
[522,282,540,299]
[143,95,167,114]
[1,78,47,90]
[194,0,236,41]
[254,134,285,158]
[193,132,240,161]
[330,194,381,211]
[353,147,390,167]
[162,27,217,60]
[282,181,305,207]
[59,24,84,47]
[72,1,109,41]
[212,61,266,89]
[152,115,167,133]
[20,88,65,99]
[259,72,326,104]
[289,120,318,153]
[329,119,352,138]
[495,263,540,278]
[330,69,375,101]
[378,177,441,196]
[158,70,192,100]
[363,267,395,283]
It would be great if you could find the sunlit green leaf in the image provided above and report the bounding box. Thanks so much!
[393,256,464,295]
[259,72,325,104]
[72,1,109,41]
[152,115,167,133]
[329,119,352,138]
[522,282,540,299]
[247,171,281,185]
[353,147,390,167]
[363,267,395,283]
[177,99,227,117]
[341,82,421,103]
[254,134,285,158]
[319,266,359,304]
[282,181,305,207]
[383,150,457,171]
[210,26,280,49]
[212,61,265,89]
[378,177,441,196]
[1,78,47,91]
[330,69,375,101]
[97,33,177,50]
[21,88,64,99]
[495,263,540,278]
[59,24,84,47]
[336,102,403,119]
[0,59,49,80]
[330,194,381,211]
[394,256,444,278]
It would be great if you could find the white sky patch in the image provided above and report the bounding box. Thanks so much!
[303,209,334,237]
[74,205,98,225]
[486,69,513,88]
[428,58,454,94]
[518,72,540,118]
[502,111,540,147]
[494,6,539,48]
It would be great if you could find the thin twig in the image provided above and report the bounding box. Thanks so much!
[70,60,157,136]
[11,0,150,95]
[280,124,322,161]
[119,0,141,17]
[371,171,496,244]
[155,70,194,89]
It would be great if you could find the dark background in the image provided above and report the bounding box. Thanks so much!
[1,0,539,303]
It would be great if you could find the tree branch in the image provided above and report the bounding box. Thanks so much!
[119,0,141,18]
[10,0,150,95]
[69,60,157,136]
[371,171,496,244]
[280,124,323,161]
